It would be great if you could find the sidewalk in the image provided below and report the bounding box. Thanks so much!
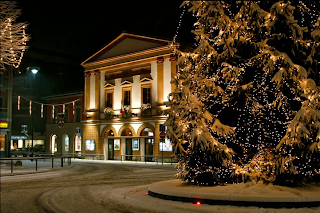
[0,158,71,176]
[0,158,175,176]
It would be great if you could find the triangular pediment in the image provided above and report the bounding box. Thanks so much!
[139,77,153,84]
[104,83,115,89]
[82,33,172,65]
[120,80,133,87]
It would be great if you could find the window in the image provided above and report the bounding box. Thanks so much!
[142,87,151,104]
[75,108,81,122]
[123,89,131,106]
[85,139,95,151]
[105,92,113,108]
[65,108,69,123]
[51,106,56,124]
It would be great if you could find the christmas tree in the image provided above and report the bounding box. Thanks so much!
[166,1,320,186]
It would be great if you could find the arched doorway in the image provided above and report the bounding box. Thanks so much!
[121,128,132,160]
[51,134,57,154]
[62,134,69,154]
[105,129,114,160]
[140,127,154,161]
[74,134,81,153]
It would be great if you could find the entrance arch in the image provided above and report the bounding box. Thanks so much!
[101,125,118,161]
[106,129,115,160]
[74,134,81,152]
[50,134,57,154]
[121,128,133,160]
[62,134,69,154]
[140,127,154,161]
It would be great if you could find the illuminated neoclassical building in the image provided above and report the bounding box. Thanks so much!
[81,33,183,161]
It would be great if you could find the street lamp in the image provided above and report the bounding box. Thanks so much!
[27,67,40,157]
[31,68,38,75]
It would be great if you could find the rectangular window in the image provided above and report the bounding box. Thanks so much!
[51,106,56,124]
[123,89,131,106]
[105,92,113,108]
[142,87,151,104]
[75,108,81,122]
[65,108,69,123]
[85,139,95,151]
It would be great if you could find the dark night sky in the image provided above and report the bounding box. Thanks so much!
[15,1,196,97]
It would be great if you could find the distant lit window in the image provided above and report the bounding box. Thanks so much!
[65,108,69,123]
[142,86,151,104]
[123,89,131,106]
[85,139,95,151]
[105,92,113,108]
[75,108,81,122]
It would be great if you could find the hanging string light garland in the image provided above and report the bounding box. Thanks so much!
[15,93,82,118]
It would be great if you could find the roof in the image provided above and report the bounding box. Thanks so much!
[81,33,174,66]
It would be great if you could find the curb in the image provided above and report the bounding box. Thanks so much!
[148,179,320,208]
[148,190,320,208]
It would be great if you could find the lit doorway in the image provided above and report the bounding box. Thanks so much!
[105,129,115,160]
[51,134,57,154]
[108,139,114,160]
[121,128,132,160]
[145,138,154,161]
[141,127,154,161]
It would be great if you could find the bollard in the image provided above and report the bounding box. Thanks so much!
[61,158,63,167]
[36,159,38,171]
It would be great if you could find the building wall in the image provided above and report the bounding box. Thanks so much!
[44,93,84,155]
[81,34,178,162]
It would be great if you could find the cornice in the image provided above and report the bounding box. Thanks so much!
[82,45,178,68]
[84,53,173,74]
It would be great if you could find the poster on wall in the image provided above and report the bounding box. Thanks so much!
[114,139,120,150]
[132,139,139,151]
[159,138,172,151]
[85,139,95,151]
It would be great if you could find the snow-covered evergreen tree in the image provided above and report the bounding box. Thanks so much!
[167,1,320,186]
[0,1,28,73]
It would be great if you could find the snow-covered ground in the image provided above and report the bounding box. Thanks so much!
[1,159,320,213]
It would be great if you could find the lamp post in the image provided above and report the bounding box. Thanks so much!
[27,67,39,157]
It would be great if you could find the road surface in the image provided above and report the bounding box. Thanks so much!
[1,160,176,213]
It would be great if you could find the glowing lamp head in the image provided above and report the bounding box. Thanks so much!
[31,68,38,74]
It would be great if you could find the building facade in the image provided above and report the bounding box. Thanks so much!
[44,92,84,156]
[81,33,178,161]
[0,68,12,157]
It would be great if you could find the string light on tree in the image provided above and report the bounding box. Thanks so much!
[166,1,320,186]
[0,1,29,72]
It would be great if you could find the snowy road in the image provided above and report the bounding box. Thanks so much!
[0,160,176,213]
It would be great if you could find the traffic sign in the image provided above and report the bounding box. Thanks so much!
[160,131,166,139]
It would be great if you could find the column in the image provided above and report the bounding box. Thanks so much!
[100,71,105,113]
[94,70,100,110]
[85,71,91,111]
[157,57,164,104]
[170,54,177,92]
